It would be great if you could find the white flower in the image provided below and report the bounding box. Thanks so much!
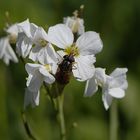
[16,19,38,58]
[48,24,103,81]
[63,16,85,35]
[29,27,57,65]
[24,63,56,108]
[0,37,18,65]
[84,68,128,110]
[16,19,57,65]
[0,24,19,65]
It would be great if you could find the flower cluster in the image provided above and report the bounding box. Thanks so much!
[0,10,128,110]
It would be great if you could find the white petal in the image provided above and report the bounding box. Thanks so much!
[110,68,128,90]
[48,24,74,49]
[51,62,58,75]
[25,63,41,75]
[29,44,57,65]
[18,19,38,38]
[33,27,48,45]
[94,68,106,86]
[84,77,98,97]
[26,74,33,87]
[18,19,32,37]
[63,17,85,35]
[16,32,32,58]
[102,92,113,110]
[29,45,42,62]
[56,50,66,62]
[38,44,57,65]
[73,55,95,81]
[63,17,72,28]
[77,18,85,35]
[0,38,11,65]
[39,66,55,84]
[76,31,103,55]
[110,68,128,77]
[27,71,43,92]
[0,37,18,65]
[6,24,18,36]
[108,88,125,98]
[30,23,38,37]
[6,42,18,63]
[0,37,8,59]
[24,88,40,108]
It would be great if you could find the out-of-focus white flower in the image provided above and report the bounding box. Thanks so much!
[16,19,38,58]
[63,16,85,35]
[24,63,57,108]
[48,24,103,81]
[6,24,19,39]
[0,24,19,65]
[0,37,18,65]
[84,68,128,110]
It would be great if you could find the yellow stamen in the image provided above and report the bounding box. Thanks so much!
[45,64,51,72]
[64,44,79,56]
[38,39,48,47]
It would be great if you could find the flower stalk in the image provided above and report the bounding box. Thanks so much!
[56,94,66,140]
[110,100,118,140]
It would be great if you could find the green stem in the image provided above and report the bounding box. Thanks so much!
[110,100,118,140]
[21,112,38,140]
[57,94,66,140]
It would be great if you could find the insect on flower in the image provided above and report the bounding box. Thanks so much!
[55,53,75,84]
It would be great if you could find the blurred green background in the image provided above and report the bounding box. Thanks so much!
[0,0,140,140]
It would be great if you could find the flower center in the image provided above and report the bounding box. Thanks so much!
[64,44,79,56]
[9,34,17,44]
[45,64,51,72]
[38,39,48,47]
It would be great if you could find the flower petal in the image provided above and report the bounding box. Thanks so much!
[76,31,103,55]
[84,77,98,97]
[108,88,125,98]
[102,93,112,110]
[63,17,85,35]
[48,24,74,49]
[39,66,55,84]
[0,38,8,59]
[6,24,18,36]
[29,44,57,65]
[73,55,95,81]
[25,63,41,75]
[95,68,106,86]
[56,50,66,62]
[33,27,48,45]
[29,45,42,62]
[27,71,43,92]
[38,44,57,65]
[24,88,40,108]
[77,18,85,35]
[16,32,32,58]
[18,19,32,38]
[0,37,18,65]
[110,68,128,90]
[6,42,18,63]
